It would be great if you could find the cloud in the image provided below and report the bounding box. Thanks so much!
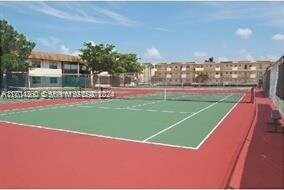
[144,47,162,60]
[37,36,62,49]
[216,57,229,62]
[272,33,284,41]
[28,2,139,27]
[207,3,284,28]
[37,36,79,55]
[92,7,139,27]
[235,28,252,39]
[245,54,255,61]
[259,55,278,61]
[193,51,208,57]
[239,49,254,61]
[59,45,70,54]
[59,45,81,56]
[72,50,81,56]
[29,3,104,24]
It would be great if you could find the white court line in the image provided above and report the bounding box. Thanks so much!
[126,108,142,111]
[0,120,198,150]
[76,105,189,115]
[129,100,162,108]
[162,110,175,113]
[146,109,157,112]
[194,94,244,149]
[143,94,233,142]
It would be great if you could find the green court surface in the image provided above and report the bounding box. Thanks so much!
[0,93,243,149]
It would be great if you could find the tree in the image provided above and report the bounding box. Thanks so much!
[79,42,116,74]
[114,53,143,74]
[0,19,35,90]
[79,42,143,75]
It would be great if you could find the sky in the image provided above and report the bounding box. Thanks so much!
[0,1,284,63]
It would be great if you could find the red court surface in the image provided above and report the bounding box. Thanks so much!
[0,98,89,112]
[1,91,277,188]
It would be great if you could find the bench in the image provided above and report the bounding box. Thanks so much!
[267,109,284,133]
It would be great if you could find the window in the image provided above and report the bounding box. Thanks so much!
[32,77,41,84]
[49,62,58,69]
[50,77,58,84]
[31,60,41,68]
[64,64,77,70]
[63,63,78,73]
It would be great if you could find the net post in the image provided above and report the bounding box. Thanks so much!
[251,87,255,103]
[164,88,167,101]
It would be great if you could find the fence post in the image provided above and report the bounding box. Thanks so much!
[90,71,94,88]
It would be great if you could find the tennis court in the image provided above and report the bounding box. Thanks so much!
[0,89,245,149]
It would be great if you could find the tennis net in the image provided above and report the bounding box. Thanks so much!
[112,87,254,103]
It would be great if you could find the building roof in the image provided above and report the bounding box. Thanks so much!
[29,51,84,63]
[151,60,274,65]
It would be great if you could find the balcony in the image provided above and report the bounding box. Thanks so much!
[215,67,221,71]
[232,67,238,71]
[29,68,62,77]
[195,68,204,71]
[250,66,256,71]
[215,74,221,78]
[166,74,172,78]
[250,74,256,78]
[232,74,238,78]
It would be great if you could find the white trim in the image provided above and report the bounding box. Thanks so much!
[195,94,244,149]
[142,94,233,142]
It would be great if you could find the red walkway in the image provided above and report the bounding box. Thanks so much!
[229,90,284,188]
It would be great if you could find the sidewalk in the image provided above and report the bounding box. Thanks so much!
[229,90,284,188]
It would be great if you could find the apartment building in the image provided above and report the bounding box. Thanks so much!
[152,60,273,86]
[26,51,87,88]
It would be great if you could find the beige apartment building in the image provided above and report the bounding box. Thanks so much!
[150,60,273,86]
